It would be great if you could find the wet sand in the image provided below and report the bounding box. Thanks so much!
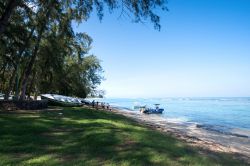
[107,108,250,162]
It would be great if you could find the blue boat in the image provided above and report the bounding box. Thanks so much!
[140,104,164,114]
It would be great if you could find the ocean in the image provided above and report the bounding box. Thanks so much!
[89,97,250,137]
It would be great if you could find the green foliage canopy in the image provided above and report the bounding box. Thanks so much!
[0,0,167,99]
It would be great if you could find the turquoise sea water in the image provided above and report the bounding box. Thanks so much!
[90,97,250,136]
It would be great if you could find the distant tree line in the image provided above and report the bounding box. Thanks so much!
[0,0,167,100]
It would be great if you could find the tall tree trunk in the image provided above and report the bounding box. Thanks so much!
[19,5,52,100]
[4,66,17,100]
[0,63,7,91]
[13,26,35,97]
[0,0,20,34]
[19,32,43,100]
[27,69,36,99]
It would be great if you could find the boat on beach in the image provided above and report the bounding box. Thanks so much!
[140,104,164,114]
[134,105,146,109]
[0,93,4,99]
[41,94,83,107]
[0,93,13,100]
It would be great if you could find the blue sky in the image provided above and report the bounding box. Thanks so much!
[74,0,250,98]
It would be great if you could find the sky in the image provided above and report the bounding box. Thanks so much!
[74,0,250,98]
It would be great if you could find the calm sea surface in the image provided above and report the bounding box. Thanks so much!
[89,97,250,134]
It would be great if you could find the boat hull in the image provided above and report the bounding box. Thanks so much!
[141,108,164,114]
[41,94,83,107]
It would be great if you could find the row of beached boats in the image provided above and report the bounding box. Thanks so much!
[0,93,89,107]
[41,94,86,107]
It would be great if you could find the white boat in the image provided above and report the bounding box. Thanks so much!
[0,93,4,100]
[134,105,146,109]
[41,94,83,107]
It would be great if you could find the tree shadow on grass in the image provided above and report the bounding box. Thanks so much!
[0,108,247,166]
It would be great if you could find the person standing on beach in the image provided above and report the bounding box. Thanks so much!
[96,101,99,110]
[92,100,95,108]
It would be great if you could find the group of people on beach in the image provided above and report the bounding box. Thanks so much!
[91,100,111,111]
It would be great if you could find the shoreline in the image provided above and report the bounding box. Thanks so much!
[106,107,250,162]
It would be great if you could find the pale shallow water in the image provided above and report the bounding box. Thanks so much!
[89,97,250,138]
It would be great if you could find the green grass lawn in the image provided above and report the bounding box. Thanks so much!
[0,107,248,166]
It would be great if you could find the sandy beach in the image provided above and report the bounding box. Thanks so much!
[106,107,250,163]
